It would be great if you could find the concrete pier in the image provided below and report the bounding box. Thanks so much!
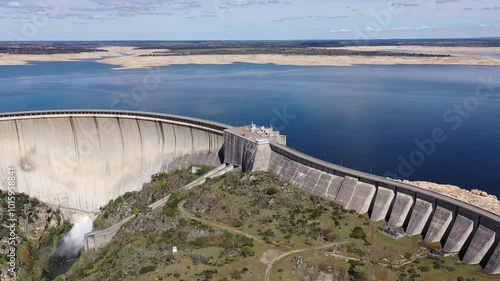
[388,192,414,228]
[282,160,300,182]
[406,199,433,236]
[293,165,311,188]
[424,206,454,243]
[442,215,474,253]
[370,186,395,222]
[485,243,500,274]
[326,175,344,201]
[462,225,496,264]
[311,173,332,197]
[334,176,359,208]
[347,182,376,214]
[301,169,322,193]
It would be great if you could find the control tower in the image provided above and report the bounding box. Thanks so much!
[224,123,286,172]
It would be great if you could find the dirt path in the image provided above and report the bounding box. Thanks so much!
[178,200,265,244]
[178,200,426,280]
[265,242,352,281]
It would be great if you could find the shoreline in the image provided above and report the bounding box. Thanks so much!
[0,46,499,69]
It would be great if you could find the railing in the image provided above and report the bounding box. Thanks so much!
[0,109,233,133]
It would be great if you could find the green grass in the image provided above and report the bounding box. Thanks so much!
[65,171,495,281]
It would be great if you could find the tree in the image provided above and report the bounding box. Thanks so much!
[350,227,367,239]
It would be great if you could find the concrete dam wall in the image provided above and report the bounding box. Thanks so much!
[263,143,500,274]
[1,110,499,274]
[0,111,227,217]
[221,127,500,274]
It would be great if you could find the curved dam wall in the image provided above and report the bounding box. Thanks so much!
[0,110,228,217]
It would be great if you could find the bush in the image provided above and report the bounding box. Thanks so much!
[195,165,212,176]
[241,246,254,257]
[139,265,156,274]
[418,266,430,272]
[350,227,366,240]
[266,187,279,196]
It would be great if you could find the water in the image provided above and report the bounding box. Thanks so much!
[0,61,499,195]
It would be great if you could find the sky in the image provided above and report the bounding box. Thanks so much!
[0,0,499,41]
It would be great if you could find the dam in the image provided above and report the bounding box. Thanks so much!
[0,110,499,274]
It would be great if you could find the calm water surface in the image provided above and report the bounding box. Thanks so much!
[0,61,499,195]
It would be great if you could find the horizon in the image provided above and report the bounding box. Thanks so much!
[1,0,499,41]
[1,36,500,43]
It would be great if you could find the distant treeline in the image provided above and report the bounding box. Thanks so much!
[0,44,106,55]
[139,47,451,57]
[132,38,500,50]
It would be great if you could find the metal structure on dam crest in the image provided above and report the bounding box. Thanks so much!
[0,110,499,274]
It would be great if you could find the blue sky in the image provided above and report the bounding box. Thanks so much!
[0,0,499,41]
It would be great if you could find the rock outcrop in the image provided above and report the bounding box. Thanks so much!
[402,180,500,214]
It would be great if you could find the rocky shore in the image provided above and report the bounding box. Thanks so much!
[403,180,500,214]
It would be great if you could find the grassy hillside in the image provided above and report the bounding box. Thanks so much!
[65,171,495,281]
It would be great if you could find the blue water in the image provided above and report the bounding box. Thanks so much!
[1,61,499,195]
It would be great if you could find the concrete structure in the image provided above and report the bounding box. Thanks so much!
[462,225,496,265]
[1,110,500,274]
[443,215,475,253]
[406,199,433,236]
[485,244,500,274]
[388,192,414,228]
[424,206,454,243]
[0,110,227,219]
[334,176,358,208]
[347,182,376,214]
[370,186,395,222]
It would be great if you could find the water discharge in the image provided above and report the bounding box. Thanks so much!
[58,216,93,259]
[47,217,93,280]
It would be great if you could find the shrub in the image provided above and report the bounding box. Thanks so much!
[241,246,254,257]
[350,227,366,239]
[266,187,279,196]
[139,265,156,274]
[418,266,430,272]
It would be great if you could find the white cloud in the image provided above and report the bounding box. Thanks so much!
[329,28,352,33]
[6,1,22,8]
[390,25,436,31]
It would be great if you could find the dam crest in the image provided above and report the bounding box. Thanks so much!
[0,110,499,274]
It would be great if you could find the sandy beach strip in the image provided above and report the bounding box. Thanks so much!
[0,46,499,69]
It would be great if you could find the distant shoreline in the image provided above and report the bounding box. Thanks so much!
[0,46,499,69]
